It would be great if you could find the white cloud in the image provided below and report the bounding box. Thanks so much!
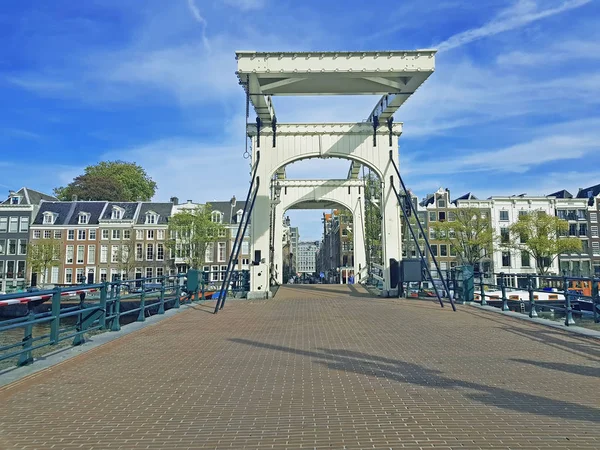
[496,39,600,66]
[437,0,592,52]
[186,0,210,51]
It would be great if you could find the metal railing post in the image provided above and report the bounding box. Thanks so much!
[563,276,575,326]
[99,282,108,329]
[500,273,509,311]
[50,287,62,344]
[137,279,146,322]
[480,273,486,306]
[593,279,599,324]
[111,282,122,332]
[18,308,35,366]
[158,276,166,315]
[174,274,182,308]
[527,274,537,318]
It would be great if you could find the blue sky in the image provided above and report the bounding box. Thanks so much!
[1,0,599,240]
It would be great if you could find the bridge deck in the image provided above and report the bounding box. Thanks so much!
[1,285,599,449]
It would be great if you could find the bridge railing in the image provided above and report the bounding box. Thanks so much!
[466,272,600,327]
[0,273,206,369]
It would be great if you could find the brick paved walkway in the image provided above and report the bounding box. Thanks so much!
[1,284,599,449]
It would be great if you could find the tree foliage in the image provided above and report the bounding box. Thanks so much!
[166,204,226,270]
[364,172,382,264]
[54,161,157,201]
[430,207,495,267]
[26,239,62,285]
[507,211,582,275]
[116,232,137,280]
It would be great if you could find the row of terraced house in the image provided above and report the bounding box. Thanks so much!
[404,183,600,287]
[0,189,250,293]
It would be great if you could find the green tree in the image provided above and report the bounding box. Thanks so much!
[430,207,495,267]
[364,171,382,264]
[507,211,582,275]
[54,161,156,201]
[166,204,225,270]
[26,239,62,285]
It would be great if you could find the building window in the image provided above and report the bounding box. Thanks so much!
[500,210,509,221]
[0,239,4,255]
[241,241,249,255]
[33,230,41,239]
[521,251,530,267]
[123,229,131,240]
[136,230,144,240]
[51,266,59,284]
[87,245,96,264]
[100,268,107,283]
[438,211,446,222]
[76,268,85,283]
[78,213,89,225]
[18,239,27,255]
[429,227,436,239]
[0,217,7,232]
[89,229,96,240]
[51,230,60,239]
[77,245,85,264]
[147,230,155,240]
[429,212,436,222]
[430,244,438,257]
[66,245,74,264]
[146,243,154,260]
[65,268,73,284]
[20,217,29,232]
[9,217,18,232]
[440,245,448,257]
[42,213,54,225]
[211,211,223,223]
[242,258,249,266]
[111,245,119,263]
[211,265,219,282]
[592,242,600,256]
[502,252,511,267]
[157,230,165,240]
[8,239,16,255]
[220,265,227,281]
[112,229,121,240]
[78,229,86,240]
[437,199,446,208]
[136,243,143,260]
[43,230,51,239]
[111,207,123,220]
[156,267,164,278]
[102,229,109,240]
[67,229,75,240]
[145,213,158,224]
[218,242,226,262]
[205,242,214,262]
[146,267,153,279]
[501,228,510,244]
[100,245,108,263]
[157,243,164,261]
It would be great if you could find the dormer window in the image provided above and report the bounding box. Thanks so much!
[111,206,124,220]
[145,211,158,224]
[43,212,56,225]
[10,196,20,205]
[236,209,243,224]
[78,212,90,225]
[211,211,223,223]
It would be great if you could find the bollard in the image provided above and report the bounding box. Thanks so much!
[111,282,122,332]
[500,273,509,311]
[137,279,146,322]
[18,308,35,366]
[593,280,599,324]
[50,287,62,344]
[528,275,537,318]
[480,274,486,306]
[563,276,575,326]
[158,276,166,315]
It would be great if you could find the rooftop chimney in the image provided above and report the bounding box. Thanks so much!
[170,196,179,205]
[187,200,192,204]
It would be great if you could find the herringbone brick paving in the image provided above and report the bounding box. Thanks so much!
[1,284,599,449]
